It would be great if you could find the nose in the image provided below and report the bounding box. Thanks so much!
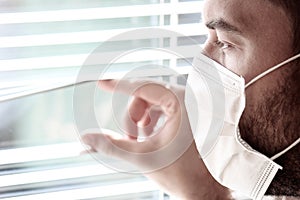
[201,40,213,57]
[201,40,222,65]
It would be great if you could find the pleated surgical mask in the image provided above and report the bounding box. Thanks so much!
[185,53,300,199]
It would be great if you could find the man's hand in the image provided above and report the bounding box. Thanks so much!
[81,79,231,200]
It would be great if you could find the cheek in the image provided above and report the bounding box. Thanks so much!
[223,47,262,83]
[223,52,247,77]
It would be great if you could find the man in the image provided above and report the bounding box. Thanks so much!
[202,0,300,197]
[82,0,300,199]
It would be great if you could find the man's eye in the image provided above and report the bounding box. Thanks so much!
[214,40,231,50]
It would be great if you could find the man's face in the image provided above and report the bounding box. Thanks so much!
[202,0,294,153]
[202,0,292,81]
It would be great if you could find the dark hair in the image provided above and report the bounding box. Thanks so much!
[264,0,300,196]
[267,0,300,54]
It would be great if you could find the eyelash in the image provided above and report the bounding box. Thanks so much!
[214,40,231,50]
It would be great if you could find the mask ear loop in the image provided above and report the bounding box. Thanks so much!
[245,54,300,89]
[271,138,300,160]
[243,53,300,160]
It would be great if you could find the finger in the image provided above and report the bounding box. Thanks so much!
[123,97,148,139]
[139,105,163,136]
[99,80,179,117]
[99,80,152,93]
[98,79,116,91]
[129,97,149,122]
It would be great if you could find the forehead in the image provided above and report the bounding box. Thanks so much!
[202,0,289,35]
[203,0,259,33]
[203,0,292,44]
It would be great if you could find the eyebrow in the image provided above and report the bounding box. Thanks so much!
[205,18,242,34]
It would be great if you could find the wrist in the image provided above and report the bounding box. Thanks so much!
[182,184,232,200]
[181,170,232,200]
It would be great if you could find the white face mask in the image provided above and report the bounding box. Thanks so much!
[184,53,300,200]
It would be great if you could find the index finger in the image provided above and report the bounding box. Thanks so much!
[99,80,179,116]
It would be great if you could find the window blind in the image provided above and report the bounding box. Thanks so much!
[0,0,206,102]
[0,0,206,199]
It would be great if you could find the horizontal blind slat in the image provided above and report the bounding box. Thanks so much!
[0,2,203,24]
[0,45,199,71]
[0,181,159,200]
[0,143,83,165]
[0,24,206,48]
[0,165,115,187]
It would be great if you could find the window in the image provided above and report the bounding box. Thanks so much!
[0,0,206,199]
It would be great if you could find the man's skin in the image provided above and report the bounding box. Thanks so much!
[203,0,296,154]
[82,0,298,199]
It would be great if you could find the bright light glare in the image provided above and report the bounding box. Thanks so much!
[0,143,84,165]
[0,165,114,187]
[1,181,159,200]
[0,24,206,48]
[0,2,203,24]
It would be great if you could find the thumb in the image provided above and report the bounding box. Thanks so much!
[82,133,157,171]
[81,132,168,171]
[82,133,136,157]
